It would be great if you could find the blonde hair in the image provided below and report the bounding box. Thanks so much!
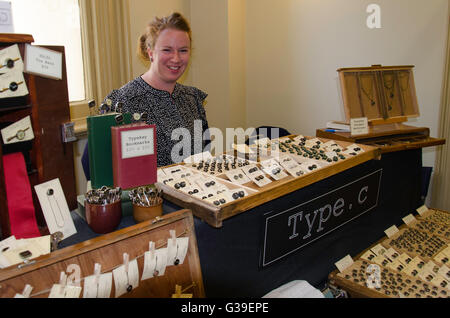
[138,12,192,62]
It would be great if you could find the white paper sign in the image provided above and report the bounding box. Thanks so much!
[0,1,14,33]
[24,44,62,80]
[121,128,154,159]
[350,117,369,136]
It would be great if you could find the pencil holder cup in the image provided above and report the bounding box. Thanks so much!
[132,197,163,223]
[85,199,122,234]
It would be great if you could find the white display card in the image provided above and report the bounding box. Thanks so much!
[0,70,28,98]
[154,248,168,276]
[1,115,34,145]
[112,259,139,298]
[83,275,98,298]
[34,178,77,240]
[0,44,24,73]
[97,273,113,298]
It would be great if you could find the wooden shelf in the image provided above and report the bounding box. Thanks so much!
[0,34,77,239]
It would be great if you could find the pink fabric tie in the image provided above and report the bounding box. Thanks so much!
[3,152,41,238]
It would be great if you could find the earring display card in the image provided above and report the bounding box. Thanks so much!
[34,178,77,240]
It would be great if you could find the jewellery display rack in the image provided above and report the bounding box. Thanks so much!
[328,208,450,298]
[0,209,205,298]
[156,135,380,228]
[0,34,77,238]
[316,64,445,153]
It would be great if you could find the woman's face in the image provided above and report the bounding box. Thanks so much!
[148,28,190,85]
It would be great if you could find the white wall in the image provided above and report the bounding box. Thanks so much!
[245,0,448,169]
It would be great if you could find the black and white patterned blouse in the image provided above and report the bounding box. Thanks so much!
[104,77,209,167]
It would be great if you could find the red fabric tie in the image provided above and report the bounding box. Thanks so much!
[2,152,41,238]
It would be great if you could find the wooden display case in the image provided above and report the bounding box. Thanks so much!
[338,65,419,124]
[317,64,445,152]
[157,135,380,228]
[0,209,205,298]
[328,208,450,298]
[316,124,445,154]
[0,34,77,238]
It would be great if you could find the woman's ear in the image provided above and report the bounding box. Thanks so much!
[147,47,154,62]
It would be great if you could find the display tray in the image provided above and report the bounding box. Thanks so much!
[0,209,205,298]
[316,124,446,154]
[337,65,420,124]
[328,208,450,298]
[156,135,380,228]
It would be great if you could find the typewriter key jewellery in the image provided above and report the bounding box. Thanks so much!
[329,209,450,298]
[335,260,449,298]
[156,135,379,228]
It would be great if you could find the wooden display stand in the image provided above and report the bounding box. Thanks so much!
[0,209,205,298]
[157,135,380,228]
[0,34,77,238]
[317,65,445,152]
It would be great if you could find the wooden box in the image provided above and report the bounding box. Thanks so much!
[328,208,450,298]
[338,65,419,124]
[316,124,445,154]
[0,209,205,298]
[320,64,446,153]
[157,135,380,228]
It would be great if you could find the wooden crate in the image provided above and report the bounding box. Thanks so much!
[0,209,205,298]
[328,208,450,298]
[157,135,380,228]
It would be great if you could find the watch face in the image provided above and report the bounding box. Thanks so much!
[17,129,26,140]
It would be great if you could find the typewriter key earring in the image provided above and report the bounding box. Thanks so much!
[173,245,180,265]
[47,188,65,228]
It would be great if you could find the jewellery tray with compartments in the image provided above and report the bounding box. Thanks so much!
[157,135,380,228]
[0,209,205,298]
[316,123,445,154]
[328,208,450,298]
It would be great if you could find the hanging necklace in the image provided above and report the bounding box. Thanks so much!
[359,74,376,106]
[398,71,410,96]
[383,72,395,111]
[47,188,65,228]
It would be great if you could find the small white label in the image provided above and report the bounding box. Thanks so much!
[384,225,399,238]
[121,128,154,159]
[350,117,369,136]
[416,205,429,216]
[24,44,62,80]
[335,254,354,273]
[402,214,417,225]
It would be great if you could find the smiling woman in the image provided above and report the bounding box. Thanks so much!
[96,12,211,168]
